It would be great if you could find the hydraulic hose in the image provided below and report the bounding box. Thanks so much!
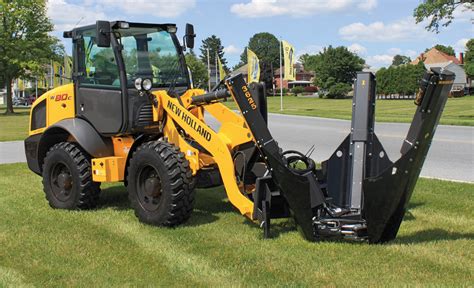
[191,89,230,105]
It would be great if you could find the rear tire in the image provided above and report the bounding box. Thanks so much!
[42,142,100,209]
[127,140,195,226]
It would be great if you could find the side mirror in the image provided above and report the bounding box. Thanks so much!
[185,23,195,49]
[96,20,111,48]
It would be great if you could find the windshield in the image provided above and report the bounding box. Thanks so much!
[116,26,188,88]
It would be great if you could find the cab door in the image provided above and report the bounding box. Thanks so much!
[74,28,124,135]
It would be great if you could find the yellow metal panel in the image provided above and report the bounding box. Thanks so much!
[161,94,254,219]
[91,156,126,182]
[45,84,75,127]
[29,84,75,136]
[163,116,200,174]
[112,136,134,158]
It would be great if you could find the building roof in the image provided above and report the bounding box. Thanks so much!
[411,48,461,65]
[231,64,248,75]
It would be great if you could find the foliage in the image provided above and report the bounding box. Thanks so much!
[464,39,474,78]
[326,82,351,99]
[240,32,280,88]
[240,33,280,68]
[413,0,473,33]
[0,0,61,114]
[299,53,317,69]
[392,55,412,66]
[303,46,364,99]
[185,53,209,89]
[376,62,426,96]
[426,44,456,55]
[223,93,474,126]
[199,35,228,71]
[291,86,305,95]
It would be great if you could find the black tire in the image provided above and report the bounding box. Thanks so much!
[127,140,195,226]
[42,142,100,209]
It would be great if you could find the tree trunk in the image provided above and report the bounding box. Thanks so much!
[5,77,14,114]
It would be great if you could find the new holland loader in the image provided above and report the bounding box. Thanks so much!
[25,21,454,243]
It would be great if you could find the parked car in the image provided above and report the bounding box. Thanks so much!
[25,95,37,106]
[13,96,27,106]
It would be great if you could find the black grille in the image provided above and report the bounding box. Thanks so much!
[31,100,46,130]
[137,104,153,125]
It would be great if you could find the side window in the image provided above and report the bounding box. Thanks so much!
[80,30,120,87]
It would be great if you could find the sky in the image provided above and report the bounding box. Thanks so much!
[46,0,473,68]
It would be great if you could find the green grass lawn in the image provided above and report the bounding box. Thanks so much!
[0,106,30,142]
[1,163,473,286]
[226,95,474,126]
[0,96,472,142]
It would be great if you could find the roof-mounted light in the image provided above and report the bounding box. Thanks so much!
[117,21,130,29]
[167,26,177,33]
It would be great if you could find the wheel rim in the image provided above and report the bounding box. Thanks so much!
[50,162,73,202]
[136,164,162,212]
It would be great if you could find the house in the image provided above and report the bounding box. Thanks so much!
[411,47,462,65]
[274,62,314,89]
[411,48,467,92]
[231,64,248,81]
[424,62,467,92]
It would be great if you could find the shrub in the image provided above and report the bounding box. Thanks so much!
[304,86,318,93]
[291,86,305,95]
[326,82,351,99]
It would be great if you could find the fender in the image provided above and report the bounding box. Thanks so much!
[25,118,113,175]
[44,118,113,157]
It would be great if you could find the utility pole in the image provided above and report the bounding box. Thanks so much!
[215,52,218,87]
[279,39,283,111]
[207,48,211,91]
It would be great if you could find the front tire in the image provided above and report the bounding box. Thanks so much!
[127,140,196,226]
[42,142,100,209]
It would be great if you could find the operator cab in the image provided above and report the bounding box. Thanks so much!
[64,21,195,136]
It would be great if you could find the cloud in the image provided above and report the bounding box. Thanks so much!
[223,45,242,55]
[348,43,367,55]
[47,0,195,32]
[365,54,393,67]
[365,47,419,68]
[452,3,474,23]
[339,18,430,42]
[297,44,324,59]
[230,0,377,18]
[455,38,470,53]
[357,0,377,11]
[47,0,107,31]
[100,0,196,18]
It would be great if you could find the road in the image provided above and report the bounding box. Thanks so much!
[1,113,473,182]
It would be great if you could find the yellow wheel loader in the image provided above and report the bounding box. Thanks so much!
[25,21,454,242]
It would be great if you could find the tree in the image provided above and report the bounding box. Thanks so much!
[303,46,365,99]
[392,55,412,66]
[240,32,280,89]
[413,0,473,33]
[376,62,426,96]
[0,0,60,114]
[465,39,474,78]
[426,44,455,55]
[185,53,209,89]
[199,35,228,71]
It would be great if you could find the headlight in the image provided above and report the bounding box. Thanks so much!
[134,78,143,90]
[142,78,152,91]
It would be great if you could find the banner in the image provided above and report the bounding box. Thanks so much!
[217,57,226,81]
[17,79,24,91]
[282,40,295,81]
[64,54,73,84]
[53,61,65,87]
[247,48,260,83]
